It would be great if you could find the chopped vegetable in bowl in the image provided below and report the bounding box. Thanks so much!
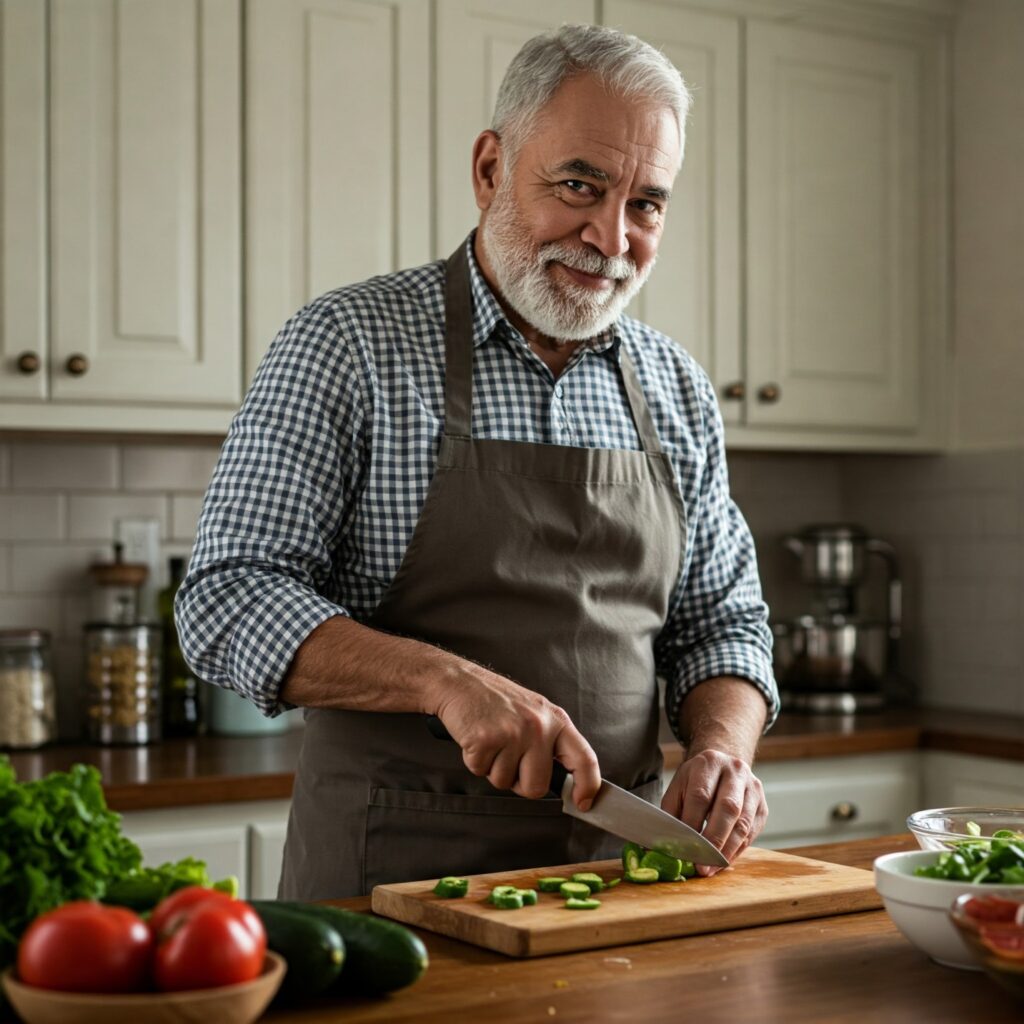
[913,824,1024,885]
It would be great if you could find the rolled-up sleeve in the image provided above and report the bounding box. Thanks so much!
[656,371,779,741]
[175,301,367,716]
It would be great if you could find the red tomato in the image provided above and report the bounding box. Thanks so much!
[962,895,1023,924]
[17,901,152,993]
[152,889,266,992]
[148,884,235,935]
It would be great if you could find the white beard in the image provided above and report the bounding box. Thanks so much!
[480,178,654,343]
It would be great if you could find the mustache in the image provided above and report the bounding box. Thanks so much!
[539,243,637,282]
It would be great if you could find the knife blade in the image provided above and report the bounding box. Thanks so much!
[561,773,729,868]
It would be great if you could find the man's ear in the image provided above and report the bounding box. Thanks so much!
[471,130,504,212]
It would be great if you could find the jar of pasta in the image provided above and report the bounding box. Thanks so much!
[83,623,162,745]
[0,630,57,749]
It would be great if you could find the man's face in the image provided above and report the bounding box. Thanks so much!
[477,73,681,343]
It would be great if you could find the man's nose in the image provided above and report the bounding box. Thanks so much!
[579,203,629,259]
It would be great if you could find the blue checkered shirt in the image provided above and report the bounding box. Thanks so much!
[176,235,778,740]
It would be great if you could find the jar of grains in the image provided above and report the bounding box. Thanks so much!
[83,623,162,745]
[0,630,57,749]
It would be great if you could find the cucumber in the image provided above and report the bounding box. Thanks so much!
[251,902,345,1000]
[624,867,660,884]
[259,901,429,995]
[640,849,683,881]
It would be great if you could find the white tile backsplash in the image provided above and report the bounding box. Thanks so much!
[10,442,119,490]
[170,495,205,542]
[0,493,64,540]
[122,445,221,492]
[0,439,1021,737]
[67,494,168,541]
[10,542,109,594]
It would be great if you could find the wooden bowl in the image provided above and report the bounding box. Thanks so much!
[0,950,286,1024]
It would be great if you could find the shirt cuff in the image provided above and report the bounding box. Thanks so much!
[226,590,350,717]
[663,642,780,745]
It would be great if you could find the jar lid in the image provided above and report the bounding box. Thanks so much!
[0,629,50,648]
[89,541,148,588]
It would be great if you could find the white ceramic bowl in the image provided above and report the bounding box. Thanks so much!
[874,850,1024,969]
[907,807,1024,851]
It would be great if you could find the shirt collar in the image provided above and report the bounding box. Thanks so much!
[461,232,623,359]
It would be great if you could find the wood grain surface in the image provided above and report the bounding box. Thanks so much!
[257,837,1022,1024]
[370,846,880,957]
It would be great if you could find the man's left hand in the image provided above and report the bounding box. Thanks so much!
[660,748,767,876]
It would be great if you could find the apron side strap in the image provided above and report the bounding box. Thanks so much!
[443,243,475,440]
[618,347,666,455]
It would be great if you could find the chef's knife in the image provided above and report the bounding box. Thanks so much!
[560,772,729,868]
[425,715,728,867]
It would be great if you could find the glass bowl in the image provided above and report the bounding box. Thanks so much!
[907,807,1024,851]
[949,893,1024,1001]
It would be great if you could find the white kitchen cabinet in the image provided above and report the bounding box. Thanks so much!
[435,0,597,258]
[120,799,291,900]
[920,751,1024,808]
[0,0,243,433]
[753,752,920,848]
[0,0,47,404]
[604,1,742,426]
[245,0,431,376]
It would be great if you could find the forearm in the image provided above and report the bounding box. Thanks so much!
[280,616,459,714]
[676,676,768,765]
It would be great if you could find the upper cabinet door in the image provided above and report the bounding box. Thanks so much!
[48,0,241,406]
[745,21,923,432]
[245,0,431,376]
[435,0,596,259]
[0,0,47,401]
[603,1,742,425]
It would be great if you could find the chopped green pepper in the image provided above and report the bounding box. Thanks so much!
[622,841,645,874]
[559,881,593,899]
[538,876,569,892]
[641,849,683,882]
[564,897,601,910]
[432,876,469,898]
[624,867,660,884]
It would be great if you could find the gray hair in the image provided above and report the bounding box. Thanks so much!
[491,24,692,169]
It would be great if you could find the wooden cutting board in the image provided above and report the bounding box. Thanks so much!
[370,846,882,957]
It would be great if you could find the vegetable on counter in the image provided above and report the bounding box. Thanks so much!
[16,901,152,994]
[0,754,239,975]
[150,886,267,992]
[252,900,429,997]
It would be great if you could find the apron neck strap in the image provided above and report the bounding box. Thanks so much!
[443,243,475,439]
[443,241,666,456]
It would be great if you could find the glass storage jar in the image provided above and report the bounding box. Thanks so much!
[83,623,161,745]
[0,629,57,749]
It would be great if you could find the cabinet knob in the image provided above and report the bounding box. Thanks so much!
[830,801,859,822]
[65,353,89,376]
[757,383,781,403]
[16,351,41,375]
[722,381,745,401]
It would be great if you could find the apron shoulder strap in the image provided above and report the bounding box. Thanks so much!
[618,346,666,456]
[443,243,474,440]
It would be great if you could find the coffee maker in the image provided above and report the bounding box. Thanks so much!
[774,524,903,713]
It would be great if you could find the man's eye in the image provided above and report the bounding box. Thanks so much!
[632,199,662,215]
[562,179,595,196]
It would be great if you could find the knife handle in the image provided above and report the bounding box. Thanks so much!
[425,715,568,797]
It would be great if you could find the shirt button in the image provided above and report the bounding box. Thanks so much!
[554,385,564,399]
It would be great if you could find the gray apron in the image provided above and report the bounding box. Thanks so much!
[279,244,686,899]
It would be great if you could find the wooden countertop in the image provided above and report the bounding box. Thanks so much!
[4,706,1023,811]
[263,834,1022,1023]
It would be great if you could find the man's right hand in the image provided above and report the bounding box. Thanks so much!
[432,662,601,811]
[282,615,601,810]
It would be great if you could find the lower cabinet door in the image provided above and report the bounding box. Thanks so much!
[250,818,289,900]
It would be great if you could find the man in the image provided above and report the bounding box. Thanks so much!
[177,24,778,900]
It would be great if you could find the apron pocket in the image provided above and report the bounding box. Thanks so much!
[364,787,569,893]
